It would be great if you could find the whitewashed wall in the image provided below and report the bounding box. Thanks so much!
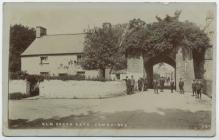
[21,55,79,75]
[9,80,27,94]
[21,55,99,78]
[39,80,126,98]
[85,70,99,79]
[111,74,127,80]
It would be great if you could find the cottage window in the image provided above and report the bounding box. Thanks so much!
[77,71,85,76]
[77,55,82,64]
[59,73,68,77]
[40,56,49,64]
[40,72,49,77]
[116,74,120,80]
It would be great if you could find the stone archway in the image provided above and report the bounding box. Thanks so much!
[126,47,195,92]
[144,55,176,88]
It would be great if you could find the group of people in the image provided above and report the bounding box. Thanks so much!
[125,76,204,99]
[125,75,135,95]
[176,78,204,99]
[152,77,175,94]
[192,79,203,99]
[153,77,168,94]
[137,77,148,92]
[125,75,148,95]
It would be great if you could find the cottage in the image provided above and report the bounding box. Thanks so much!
[21,26,98,78]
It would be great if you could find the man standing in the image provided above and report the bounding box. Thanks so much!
[196,80,202,99]
[162,78,165,91]
[125,76,130,95]
[179,78,184,94]
[138,77,143,92]
[130,75,135,94]
[153,79,159,94]
[160,77,165,92]
[170,80,175,93]
[143,78,148,91]
[159,78,163,92]
[192,79,197,96]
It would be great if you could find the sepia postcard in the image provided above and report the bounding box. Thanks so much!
[2,2,216,136]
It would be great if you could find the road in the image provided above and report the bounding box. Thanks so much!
[9,89,212,129]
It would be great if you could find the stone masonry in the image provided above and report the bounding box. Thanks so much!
[127,47,195,92]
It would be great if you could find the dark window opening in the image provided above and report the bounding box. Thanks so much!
[77,55,82,64]
[116,74,120,80]
[77,71,85,76]
[40,72,49,77]
[40,56,49,64]
[59,73,68,77]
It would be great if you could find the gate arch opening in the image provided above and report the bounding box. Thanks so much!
[144,55,176,88]
[153,63,175,89]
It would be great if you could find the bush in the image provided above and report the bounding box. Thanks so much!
[31,87,39,96]
[9,92,28,100]
[85,76,114,82]
[9,91,39,100]
[25,75,42,96]
[26,75,44,83]
[44,74,85,81]
[9,71,27,80]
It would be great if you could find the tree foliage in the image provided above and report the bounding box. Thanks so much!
[9,24,36,72]
[122,18,147,55]
[122,11,211,78]
[122,11,211,58]
[82,11,211,79]
[82,23,126,72]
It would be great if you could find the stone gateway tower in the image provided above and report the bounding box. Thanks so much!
[123,13,211,93]
[126,46,195,92]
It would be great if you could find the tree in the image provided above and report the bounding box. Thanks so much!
[82,23,126,79]
[121,18,147,56]
[9,24,36,72]
[83,11,211,79]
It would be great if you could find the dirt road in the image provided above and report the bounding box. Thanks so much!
[9,89,212,129]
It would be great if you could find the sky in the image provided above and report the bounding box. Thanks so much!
[4,2,216,34]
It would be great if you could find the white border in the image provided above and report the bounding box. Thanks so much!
[0,0,218,139]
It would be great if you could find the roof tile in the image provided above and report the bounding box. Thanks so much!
[22,33,86,56]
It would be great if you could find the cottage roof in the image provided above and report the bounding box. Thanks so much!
[21,33,86,56]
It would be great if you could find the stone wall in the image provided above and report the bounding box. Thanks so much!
[176,48,195,92]
[39,80,126,98]
[127,53,145,80]
[9,80,27,94]
[204,54,213,97]
[126,47,195,92]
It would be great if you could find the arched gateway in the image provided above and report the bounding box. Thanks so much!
[126,46,195,92]
[121,12,212,93]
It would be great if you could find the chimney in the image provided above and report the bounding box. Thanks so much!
[36,26,47,38]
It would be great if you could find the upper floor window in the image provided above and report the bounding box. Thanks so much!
[40,56,49,64]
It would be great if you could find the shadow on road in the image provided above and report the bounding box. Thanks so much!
[9,108,211,130]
